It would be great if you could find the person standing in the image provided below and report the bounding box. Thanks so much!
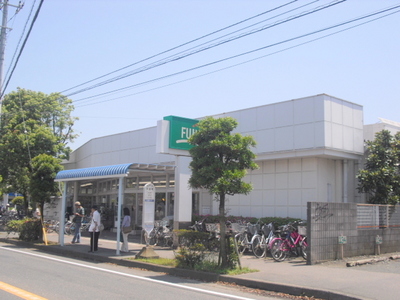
[121,207,131,252]
[71,201,85,244]
[88,205,101,252]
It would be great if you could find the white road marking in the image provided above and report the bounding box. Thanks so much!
[1,246,255,300]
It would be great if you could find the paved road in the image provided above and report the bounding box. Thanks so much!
[0,244,291,300]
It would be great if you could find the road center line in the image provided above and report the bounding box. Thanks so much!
[0,281,48,300]
[1,246,254,300]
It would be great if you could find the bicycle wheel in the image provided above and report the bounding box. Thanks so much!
[54,222,60,234]
[69,223,76,235]
[252,235,266,258]
[270,239,287,262]
[64,224,71,235]
[164,235,174,249]
[235,233,248,254]
[299,237,308,260]
[144,230,156,246]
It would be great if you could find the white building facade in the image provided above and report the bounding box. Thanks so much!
[62,94,365,226]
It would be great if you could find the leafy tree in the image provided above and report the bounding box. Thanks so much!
[30,154,63,218]
[357,130,400,204]
[0,88,77,214]
[188,117,258,268]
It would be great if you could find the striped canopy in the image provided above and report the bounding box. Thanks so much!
[55,163,175,182]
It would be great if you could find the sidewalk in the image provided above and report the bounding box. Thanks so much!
[1,230,399,300]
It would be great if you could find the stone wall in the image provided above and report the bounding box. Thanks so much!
[307,202,400,264]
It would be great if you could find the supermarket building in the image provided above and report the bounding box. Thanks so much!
[54,94,399,230]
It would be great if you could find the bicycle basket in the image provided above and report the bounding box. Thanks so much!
[230,223,241,234]
[298,226,307,236]
[262,223,273,236]
[247,223,260,235]
[205,223,219,233]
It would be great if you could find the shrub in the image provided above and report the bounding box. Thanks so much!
[192,214,303,228]
[6,219,24,234]
[175,230,209,268]
[7,218,42,242]
[174,230,239,271]
[175,243,207,268]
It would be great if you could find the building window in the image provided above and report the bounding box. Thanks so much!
[80,182,94,194]
[153,176,167,188]
[168,175,175,188]
[126,177,137,189]
[138,176,152,189]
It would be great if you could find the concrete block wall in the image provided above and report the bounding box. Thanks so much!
[307,202,400,264]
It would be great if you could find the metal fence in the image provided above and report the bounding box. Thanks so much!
[357,204,400,229]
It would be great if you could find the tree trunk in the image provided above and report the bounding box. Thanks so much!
[219,193,228,268]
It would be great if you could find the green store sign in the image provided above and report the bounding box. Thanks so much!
[163,116,199,151]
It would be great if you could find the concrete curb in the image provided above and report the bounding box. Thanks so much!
[346,254,400,267]
[0,238,362,300]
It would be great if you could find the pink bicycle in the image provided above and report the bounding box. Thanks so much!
[269,221,307,262]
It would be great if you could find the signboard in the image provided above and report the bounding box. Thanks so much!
[338,236,347,244]
[376,235,383,245]
[163,115,199,151]
[142,183,155,235]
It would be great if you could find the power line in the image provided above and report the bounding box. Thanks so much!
[73,5,400,108]
[4,0,36,88]
[75,1,397,105]
[0,0,44,99]
[60,0,300,94]
[65,0,345,98]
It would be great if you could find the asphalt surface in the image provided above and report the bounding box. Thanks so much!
[1,230,400,300]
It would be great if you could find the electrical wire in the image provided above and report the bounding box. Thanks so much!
[64,0,344,98]
[75,7,399,109]
[4,0,37,91]
[60,0,300,94]
[0,0,44,99]
[73,3,400,107]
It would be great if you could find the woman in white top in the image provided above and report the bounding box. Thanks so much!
[88,205,101,252]
[121,207,131,252]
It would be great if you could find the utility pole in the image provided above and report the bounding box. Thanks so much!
[0,0,23,122]
[0,1,9,95]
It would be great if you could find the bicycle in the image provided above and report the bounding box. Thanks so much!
[143,220,173,248]
[234,220,261,254]
[154,220,173,248]
[269,221,308,262]
[251,222,280,258]
[80,217,91,232]
[64,221,76,235]
[43,220,58,233]
[0,211,19,226]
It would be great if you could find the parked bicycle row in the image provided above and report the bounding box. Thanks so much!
[43,217,92,235]
[42,215,308,262]
[189,217,308,262]
[143,219,174,248]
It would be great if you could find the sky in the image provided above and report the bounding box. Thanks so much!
[2,0,400,150]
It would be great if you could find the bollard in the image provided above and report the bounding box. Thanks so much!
[376,235,382,255]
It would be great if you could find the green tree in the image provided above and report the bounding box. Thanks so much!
[357,130,400,204]
[188,117,258,268]
[30,154,63,217]
[0,88,77,214]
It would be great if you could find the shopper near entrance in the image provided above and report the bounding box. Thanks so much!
[121,207,131,252]
[88,205,101,252]
[71,201,85,244]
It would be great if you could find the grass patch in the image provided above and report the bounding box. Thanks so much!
[193,261,258,275]
[133,257,177,267]
[131,257,257,275]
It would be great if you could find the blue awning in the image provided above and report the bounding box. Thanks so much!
[55,163,175,182]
